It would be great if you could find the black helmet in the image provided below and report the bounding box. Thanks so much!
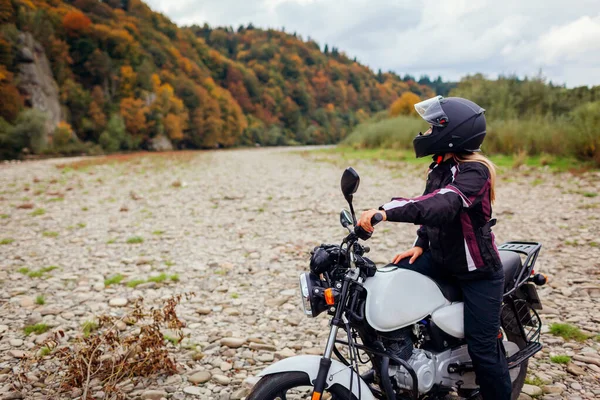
[412,96,486,158]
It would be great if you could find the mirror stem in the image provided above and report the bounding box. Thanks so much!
[348,200,357,226]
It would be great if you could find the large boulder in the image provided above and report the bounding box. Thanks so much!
[16,32,62,140]
[149,135,173,151]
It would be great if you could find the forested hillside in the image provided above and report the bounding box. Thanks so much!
[0,0,434,158]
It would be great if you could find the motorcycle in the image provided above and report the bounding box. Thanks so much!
[248,167,546,400]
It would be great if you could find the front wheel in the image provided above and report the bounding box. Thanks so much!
[247,372,359,400]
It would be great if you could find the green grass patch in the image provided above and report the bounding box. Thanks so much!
[231,292,239,299]
[39,346,51,356]
[104,274,125,287]
[0,214,9,219]
[77,222,86,228]
[30,208,46,216]
[214,269,227,275]
[164,334,180,345]
[164,260,175,267]
[170,274,179,282]
[524,376,545,387]
[42,231,59,238]
[550,355,571,364]
[126,236,144,244]
[106,238,116,244]
[82,321,99,337]
[23,265,58,278]
[0,238,14,245]
[152,230,164,235]
[147,273,168,283]
[320,146,591,173]
[35,295,45,305]
[23,323,50,335]
[549,323,589,342]
[126,279,146,288]
[582,192,598,198]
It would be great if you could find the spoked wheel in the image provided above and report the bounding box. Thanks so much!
[247,372,358,400]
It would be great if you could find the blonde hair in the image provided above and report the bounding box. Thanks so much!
[453,153,497,204]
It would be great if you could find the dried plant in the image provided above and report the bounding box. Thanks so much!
[14,295,192,400]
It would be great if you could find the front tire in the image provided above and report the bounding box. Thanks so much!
[247,371,359,400]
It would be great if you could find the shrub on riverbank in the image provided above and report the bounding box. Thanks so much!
[342,102,600,166]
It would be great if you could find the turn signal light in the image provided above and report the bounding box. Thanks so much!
[324,288,335,305]
[311,392,322,400]
[532,273,547,286]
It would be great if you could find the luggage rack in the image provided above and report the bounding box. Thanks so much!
[498,241,542,296]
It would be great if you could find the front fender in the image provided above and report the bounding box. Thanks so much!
[257,355,375,400]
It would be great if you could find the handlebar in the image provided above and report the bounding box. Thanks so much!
[354,212,384,241]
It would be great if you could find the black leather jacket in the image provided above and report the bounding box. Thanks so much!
[381,158,502,276]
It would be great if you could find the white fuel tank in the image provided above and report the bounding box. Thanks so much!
[363,267,449,332]
[431,302,464,338]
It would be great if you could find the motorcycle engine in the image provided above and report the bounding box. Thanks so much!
[391,349,437,394]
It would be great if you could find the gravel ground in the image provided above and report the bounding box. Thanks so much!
[0,147,599,400]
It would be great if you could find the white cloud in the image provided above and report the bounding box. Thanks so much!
[144,0,600,87]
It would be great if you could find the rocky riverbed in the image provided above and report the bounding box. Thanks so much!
[0,148,599,400]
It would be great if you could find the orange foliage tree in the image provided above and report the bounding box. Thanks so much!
[63,11,92,37]
[390,92,421,117]
[119,97,147,136]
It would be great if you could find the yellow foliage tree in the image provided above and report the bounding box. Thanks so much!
[119,66,137,98]
[164,113,184,141]
[390,92,421,117]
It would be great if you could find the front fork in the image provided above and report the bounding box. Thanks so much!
[311,275,351,400]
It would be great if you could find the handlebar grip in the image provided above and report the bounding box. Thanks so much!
[371,212,384,226]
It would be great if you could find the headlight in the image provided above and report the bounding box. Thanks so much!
[298,272,328,318]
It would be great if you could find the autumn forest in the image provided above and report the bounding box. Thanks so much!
[0,0,440,158]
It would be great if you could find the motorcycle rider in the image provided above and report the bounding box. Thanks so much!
[357,96,511,400]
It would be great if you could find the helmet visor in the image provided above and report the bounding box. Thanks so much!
[414,95,449,127]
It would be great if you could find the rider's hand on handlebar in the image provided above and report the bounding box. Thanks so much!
[357,209,387,233]
[392,246,423,265]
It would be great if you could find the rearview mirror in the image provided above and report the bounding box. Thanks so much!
[341,167,360,199]
[340,209,353,228]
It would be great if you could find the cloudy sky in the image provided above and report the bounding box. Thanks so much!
[145,0,600,87]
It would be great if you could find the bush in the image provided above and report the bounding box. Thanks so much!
[52,121,74,147]
[342,115,427,150]
[569,101,600,165]
[99,114,127,152]
[11,109,48,154]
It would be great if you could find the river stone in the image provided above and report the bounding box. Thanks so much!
[183,386,203,396]
[249,342,277,352]
[220,362,233,371]
[109,298,128,307]
[8,350,26,358]
[212,375,231,385]
[188,371,211,384]
[566,363,586,376]
[570,382,582,390]
[542,385,563,395]
[522,384,542,397]
[141,390,167,400]
[220,337,246,348]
